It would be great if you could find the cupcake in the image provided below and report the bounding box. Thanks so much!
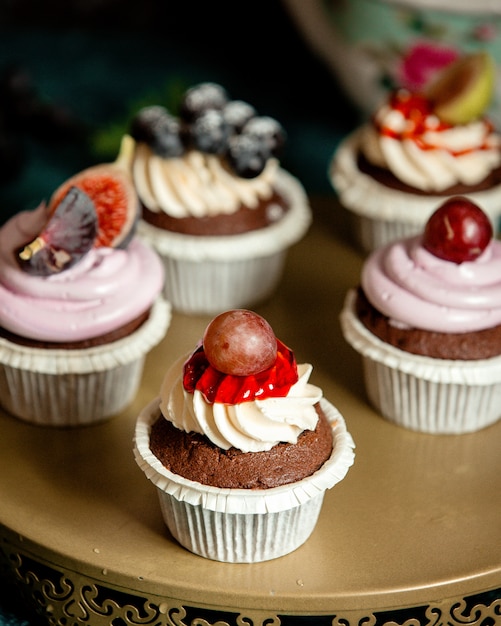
[0,138,171,427]
[128,82,312,314]
[340,195,501,434]
[134,309,355,562]
[330,52,501,253]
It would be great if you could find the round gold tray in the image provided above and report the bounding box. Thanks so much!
[1,198,500,626]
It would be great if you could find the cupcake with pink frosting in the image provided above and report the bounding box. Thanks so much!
[330,57,501,253]
[340,195,501,434]
[0,173,171,426]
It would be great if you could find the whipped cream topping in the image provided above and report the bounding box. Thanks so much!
[132,143,279,218]
[159,355,323,453]
[362,235,501,333]
[0,204,165,342]
[361,91,501,191]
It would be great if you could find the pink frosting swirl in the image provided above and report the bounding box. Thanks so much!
[0,205,165,342]
[362,235,501,333]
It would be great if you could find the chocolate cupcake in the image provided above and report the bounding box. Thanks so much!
[341,196,501,434]
[330,53,501,253]
[0,141,171,426]
[129,82,312,314]
[134,309,355,562]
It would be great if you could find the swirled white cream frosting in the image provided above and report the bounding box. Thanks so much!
[361,93,501,192]
[159,355,323,453]
[132,144,279,218]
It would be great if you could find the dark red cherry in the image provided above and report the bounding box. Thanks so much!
[422,196,493,264]
[202,309,277,376]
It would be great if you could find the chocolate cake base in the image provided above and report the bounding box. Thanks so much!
[0,309,151,349]
[141,190,289,236]
[355,287,501,360]
[150,404,333,489]
[357,152,501,196]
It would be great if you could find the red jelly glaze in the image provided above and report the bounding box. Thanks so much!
[183,339,298,404]
[378,90,450,140]
[375,89,493,156]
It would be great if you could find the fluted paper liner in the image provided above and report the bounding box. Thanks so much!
[0,297,171,375]
[134,397,355,515]
[136,168,311,262]
[340,289,501,433]
[0,297,171,426]
[341,290,501,385]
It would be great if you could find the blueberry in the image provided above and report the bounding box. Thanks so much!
[222,100,256,133]
[241,116,286,157]
[191,109,231,154]
[226,133,269,178]
[129,105,165,143]
[130,105,184,158]
[180,82,229,123]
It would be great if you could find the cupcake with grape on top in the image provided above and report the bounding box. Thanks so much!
[341,195,501,434]
[128,82,312,315]
[0,137,171,427]
[134,309,355,563]
[330,52,501,254]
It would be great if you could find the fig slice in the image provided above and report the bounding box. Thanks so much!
[18,186,97,276]
[424,51,495,125]
[48,134,139,249]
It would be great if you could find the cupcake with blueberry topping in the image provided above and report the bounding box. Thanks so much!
[128,82,312,314]
[330,52,501,253]
[134,309,355,562]
[341,195,501,434]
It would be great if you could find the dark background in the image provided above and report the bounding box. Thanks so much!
[0,0,359,225]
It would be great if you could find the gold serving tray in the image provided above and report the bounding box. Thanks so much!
[0,198,500,626]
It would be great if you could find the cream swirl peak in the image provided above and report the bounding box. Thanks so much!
[361,90,501,192]
[128,83,287,220]
[132,144,279,218]
[0,204,164,342]
[362,235,501,334]
[159,355,322,453]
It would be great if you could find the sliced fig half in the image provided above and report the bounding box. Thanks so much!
[424,51,494,125]
[18,187,97,276]
[48,134,139,249]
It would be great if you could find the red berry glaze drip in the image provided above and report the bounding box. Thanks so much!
[183,340,298,405]
[422,196,493,264]
[184,309,299,404]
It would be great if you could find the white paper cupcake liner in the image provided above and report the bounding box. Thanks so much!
[330,129,501,253]
[0,297,171,427]
[154,251,287,315]
[340,289,501,434]
[133,397,355,563]
[137,168,311,314]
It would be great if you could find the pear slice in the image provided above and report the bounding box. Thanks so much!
[424,51,495,125]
